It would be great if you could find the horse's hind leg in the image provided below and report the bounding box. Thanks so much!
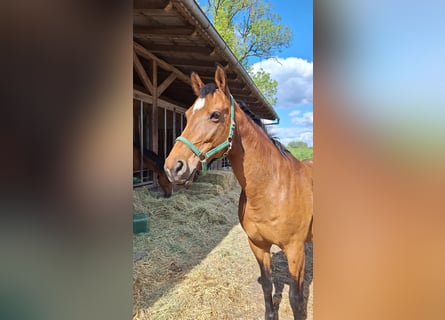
[248,239,277,320]
[286,243,307,320]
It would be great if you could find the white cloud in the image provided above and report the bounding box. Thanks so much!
[251,57,313,108]
[291,111,313,126]
[253,57,313,146]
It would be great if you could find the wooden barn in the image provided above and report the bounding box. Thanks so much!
[133,0,279,187]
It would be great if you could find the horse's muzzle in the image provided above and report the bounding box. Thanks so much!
[164,159,196,186]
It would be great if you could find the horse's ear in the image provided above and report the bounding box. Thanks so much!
[215,65,230,96]
[191,72,204,97]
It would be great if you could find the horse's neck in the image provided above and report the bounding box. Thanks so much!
[228,107,280,191]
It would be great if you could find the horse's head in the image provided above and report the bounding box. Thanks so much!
[164,65,234,186]
[157,172,173,198]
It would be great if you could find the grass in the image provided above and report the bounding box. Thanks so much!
[287,147,313,161]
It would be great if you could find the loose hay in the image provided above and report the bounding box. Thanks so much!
[133,170,313,320]
[133,171,241,317]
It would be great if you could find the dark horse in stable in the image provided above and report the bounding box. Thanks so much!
[133,145,173,198]
[164,66,313,320]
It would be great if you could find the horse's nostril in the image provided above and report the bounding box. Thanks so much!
[174,160,184,174]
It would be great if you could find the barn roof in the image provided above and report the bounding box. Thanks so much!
[134,0,279,121]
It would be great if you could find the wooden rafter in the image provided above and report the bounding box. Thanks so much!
[134,26,195,35]
[157,73,177,98]
[133,0,173,11]
[133,41,191,85]
[133,50,153,94]
[133,9,178,17]
[140,44,214,56]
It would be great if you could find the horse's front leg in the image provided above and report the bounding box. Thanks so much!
[248,239,277,320]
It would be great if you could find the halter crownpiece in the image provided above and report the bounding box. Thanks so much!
[175,94,235,175]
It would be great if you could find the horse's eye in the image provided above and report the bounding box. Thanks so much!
[209,112,221,121]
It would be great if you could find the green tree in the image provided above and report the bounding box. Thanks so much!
[203,0,292,106]
[287,141,309,149]
[248,66,277,106]
[286,141,312,160]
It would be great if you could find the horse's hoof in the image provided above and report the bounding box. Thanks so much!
[265,312,276,320]
[273,294,282,309]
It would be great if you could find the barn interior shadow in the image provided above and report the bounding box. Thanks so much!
[270,243,313,315]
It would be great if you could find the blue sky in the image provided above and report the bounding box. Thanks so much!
[197,0,313,146]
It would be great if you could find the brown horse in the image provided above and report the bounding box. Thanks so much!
[133,146,173,198]
[164,66,313,320]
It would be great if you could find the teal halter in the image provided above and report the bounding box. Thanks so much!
[175,94,235,175]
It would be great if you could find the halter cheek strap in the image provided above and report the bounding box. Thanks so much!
[175,95,235,175]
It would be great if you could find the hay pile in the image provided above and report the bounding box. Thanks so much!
[137,225,261,320]
[133,170,313,320]
[133,171,242,318]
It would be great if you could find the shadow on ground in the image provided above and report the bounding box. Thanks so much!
[270,243,314,316]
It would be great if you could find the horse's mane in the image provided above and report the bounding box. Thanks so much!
[199,83,289,157]
[133,143,165,170]
[237,101,289,157]
[143,149,165,170]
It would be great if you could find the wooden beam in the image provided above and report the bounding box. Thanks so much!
[152,60,158,154]
[133,33,197,41]
[133,26,195,35]
[134,1,174,15]
[163,57,225,68]
[134,0,168,10]
[133,41,191,85]
[133,50,153,94]
[199,72,238,81]
[140,44,214,56]
[133,89,188,113]
[157,73,177,97]
[133,9,178,17]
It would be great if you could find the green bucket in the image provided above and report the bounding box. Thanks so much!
[133,213,149,234]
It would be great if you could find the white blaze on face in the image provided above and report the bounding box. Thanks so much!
[192,97,205,114]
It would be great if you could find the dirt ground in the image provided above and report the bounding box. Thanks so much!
[133,171,313,320]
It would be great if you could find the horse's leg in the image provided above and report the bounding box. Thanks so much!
[286,243,307,320]
[248,238,277,320]
[271,254,285,314]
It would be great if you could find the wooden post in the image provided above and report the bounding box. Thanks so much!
[172,109,176,146]
[151,60,158,155]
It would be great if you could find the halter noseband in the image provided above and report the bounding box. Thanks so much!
[175,95,235,175]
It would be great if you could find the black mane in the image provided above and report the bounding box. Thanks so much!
[237,101,289,158]
[133,142,164,170]
[197,82,288,157]
[143,149,164,170]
